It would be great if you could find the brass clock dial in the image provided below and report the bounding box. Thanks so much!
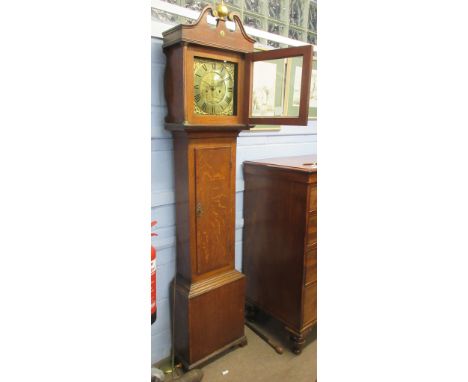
[193,57,236,116]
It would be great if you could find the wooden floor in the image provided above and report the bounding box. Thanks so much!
[163,317,317,382]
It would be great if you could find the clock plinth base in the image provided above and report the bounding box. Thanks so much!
[174,270,246,369]
[178,336,248,371]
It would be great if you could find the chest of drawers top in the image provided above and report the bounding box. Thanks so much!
[243,155,317,182]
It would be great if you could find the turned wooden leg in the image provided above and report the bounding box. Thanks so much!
[290,333,305,355]
[238,337,248,347]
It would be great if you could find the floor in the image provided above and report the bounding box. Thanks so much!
[161,317,317,382]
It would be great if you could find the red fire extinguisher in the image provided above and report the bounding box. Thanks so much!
[151,220,157,324]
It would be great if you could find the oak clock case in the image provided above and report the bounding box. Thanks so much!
[162,4,313,370]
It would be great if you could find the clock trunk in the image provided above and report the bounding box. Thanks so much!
[172,130,246,369]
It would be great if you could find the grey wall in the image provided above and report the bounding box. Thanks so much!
[151,37,317,364]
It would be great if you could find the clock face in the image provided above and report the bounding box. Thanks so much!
[193,57,236,116]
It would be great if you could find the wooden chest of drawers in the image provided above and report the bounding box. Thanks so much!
[242,155,317,354]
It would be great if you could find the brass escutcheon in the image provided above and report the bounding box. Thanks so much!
[196,202,203,217]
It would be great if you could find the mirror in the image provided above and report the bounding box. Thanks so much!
[251,56,304,118]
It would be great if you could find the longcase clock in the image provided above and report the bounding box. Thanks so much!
[162,3,313,370]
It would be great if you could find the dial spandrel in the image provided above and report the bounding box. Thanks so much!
[193,57,237,116]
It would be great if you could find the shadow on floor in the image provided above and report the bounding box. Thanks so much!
[164,317,316,382]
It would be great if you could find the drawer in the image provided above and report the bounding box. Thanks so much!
[304,248,317,286]
[308,185,317,212]
[303,282,317,325]
[306,211,317,244]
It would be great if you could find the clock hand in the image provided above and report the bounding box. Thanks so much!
[201,79,213,88]
[201,79,219,93]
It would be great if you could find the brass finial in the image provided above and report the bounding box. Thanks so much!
[216,0,229,18]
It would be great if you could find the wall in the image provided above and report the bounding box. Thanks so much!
[151,37,317,364]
